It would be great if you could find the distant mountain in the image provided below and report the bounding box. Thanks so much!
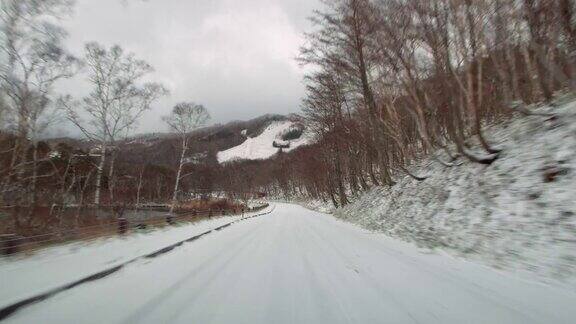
[217,120,311,164]
[45,114,313,167]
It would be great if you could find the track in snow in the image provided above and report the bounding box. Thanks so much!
[4,203,576,324]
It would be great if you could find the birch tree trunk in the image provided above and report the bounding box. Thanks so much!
[30,143,38,206]
[94,144,106,205]
[136,166,145,209]
[108,151,116,205]
[170,139,187,213]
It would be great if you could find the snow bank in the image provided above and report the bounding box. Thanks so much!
[217,121,311,163]
[0,215,245,308]
[335,97,576,288]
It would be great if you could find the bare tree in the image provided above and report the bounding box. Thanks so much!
[0,0,79,204]
[285,0,576,207]
[300,0,397,186]
[163,102,210,213]
[64,42,168,205]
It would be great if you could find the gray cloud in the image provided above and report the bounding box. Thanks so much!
[56,0,319,136]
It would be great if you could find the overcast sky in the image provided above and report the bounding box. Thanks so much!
[55,0,320,136]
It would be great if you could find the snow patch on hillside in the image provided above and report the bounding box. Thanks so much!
[217,121,311,163]
[335,97,576,289]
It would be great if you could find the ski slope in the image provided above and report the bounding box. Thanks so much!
[217,121,310,163]
[3,204,576,323]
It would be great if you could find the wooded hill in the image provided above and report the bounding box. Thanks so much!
[241,0,576,207]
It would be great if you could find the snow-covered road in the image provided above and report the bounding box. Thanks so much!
[4,203,576,323]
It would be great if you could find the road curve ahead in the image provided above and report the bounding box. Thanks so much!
[6,203,576,324]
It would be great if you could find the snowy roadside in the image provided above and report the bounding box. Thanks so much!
[0,214,251,308]
[5,203,576,324]
[335,97,576,289]
[266,198,335,214]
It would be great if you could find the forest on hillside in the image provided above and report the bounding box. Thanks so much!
[1,0,576,226]
[0,0,288,216]
[241,0,576,207]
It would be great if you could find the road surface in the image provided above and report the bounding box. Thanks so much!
[5,203,576,323]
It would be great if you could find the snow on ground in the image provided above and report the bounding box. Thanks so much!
[269,198,336,214]
[335,96,576,289]
[217,121,311,163]
[0,214,249,308]
[4,204,576,324]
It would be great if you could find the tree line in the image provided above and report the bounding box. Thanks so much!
[242,0,575,207]
[0,0,210,215]
[2,0,574,215]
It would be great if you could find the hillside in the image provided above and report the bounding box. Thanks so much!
[333,97,576,289]
[217,120,312,163]
[48,114,306,168]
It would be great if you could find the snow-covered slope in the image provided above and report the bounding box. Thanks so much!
[217,121,311,163]
[335,96,576,289]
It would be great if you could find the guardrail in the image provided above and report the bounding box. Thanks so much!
[0,204,270,258]
[0,204,276,321]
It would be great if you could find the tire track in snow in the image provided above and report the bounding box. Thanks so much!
[123,216,270,324]
[5,203,576,324]
[0,207,275,322]
[304,215,545,323]
[291,216,355,324]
